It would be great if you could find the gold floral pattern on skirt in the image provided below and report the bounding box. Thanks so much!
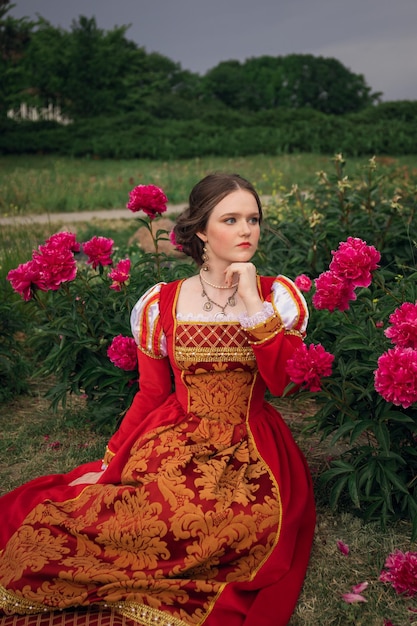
[0,410,281,624]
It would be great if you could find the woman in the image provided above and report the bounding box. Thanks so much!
[0,173,315,626]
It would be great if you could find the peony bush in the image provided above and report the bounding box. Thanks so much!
[6,185,193,432]
[269,157,417,536]
[284,241,417,536]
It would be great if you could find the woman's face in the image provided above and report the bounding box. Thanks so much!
[197,189,261,268]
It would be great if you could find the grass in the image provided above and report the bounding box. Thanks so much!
[1,153,416,216]
[0,383,107,492]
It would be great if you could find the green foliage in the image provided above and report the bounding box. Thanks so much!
[0,290,30,401]
[0,219,53,402]
[2,104,417,158]
[259,155,417,532]
[256,154,417,277]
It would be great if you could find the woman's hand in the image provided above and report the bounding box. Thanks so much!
[69,471,104,486]
[224,262,263,315]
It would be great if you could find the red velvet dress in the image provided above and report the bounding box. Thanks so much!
[0,276,315,626]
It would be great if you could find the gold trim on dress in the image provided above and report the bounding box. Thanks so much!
[107,600,189,626]
[0,586,189,626]
[138,345,167,359]
[244,373,283,577]
[0,585,49,614]
[175,346,255,363]
[285,329,303,338]
[247,327,284,346]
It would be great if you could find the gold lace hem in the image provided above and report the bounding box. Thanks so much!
[0,586,188,626]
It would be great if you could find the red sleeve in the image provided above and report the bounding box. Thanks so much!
[103,349,172,464]
[250,329,303,396]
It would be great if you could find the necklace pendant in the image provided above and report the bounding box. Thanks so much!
[214,311,227,321]
[203,301,213,312]
[228,295,236,307]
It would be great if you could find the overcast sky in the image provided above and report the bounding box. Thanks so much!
[8,0,417,102]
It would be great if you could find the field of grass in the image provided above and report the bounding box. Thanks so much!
[1,153,417,625]
[1,153,416,216]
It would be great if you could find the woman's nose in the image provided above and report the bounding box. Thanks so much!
[240,220,251,235]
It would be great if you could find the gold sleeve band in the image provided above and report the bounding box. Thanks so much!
[243,314,284,345]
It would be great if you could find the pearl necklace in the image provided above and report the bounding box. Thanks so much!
[199,274,238,320]
[199,271,238,290]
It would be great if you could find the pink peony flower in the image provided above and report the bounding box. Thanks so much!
[44,231,80,253]
[312,270,356,312]
[169,229,183,251]
[83,236,114,269]
[337,540,350,556]
[374,347,417,408]
[385,302,417,349]
[7,231,81,300]
[127,184,168,219]
[107,335,138,371]
[294,274,312,292]
[33,245,77,290]
[379,550,417,597]
[329,237,380,288]
[286,342,335,392]
[7,242,77,299]
[7,259,44,300]
[108,258,131,291]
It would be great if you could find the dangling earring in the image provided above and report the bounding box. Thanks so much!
[201,244,209,271]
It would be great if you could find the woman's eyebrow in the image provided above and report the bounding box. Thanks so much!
[219,211,260,217]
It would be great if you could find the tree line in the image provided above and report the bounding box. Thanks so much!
[1,0,416,158]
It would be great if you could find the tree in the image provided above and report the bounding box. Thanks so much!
[61,16,138,118]
[276,54,381,114]
[14,18,70,111]
[202,60,249,109]
[0,0,33,114]
[203,54,380,114]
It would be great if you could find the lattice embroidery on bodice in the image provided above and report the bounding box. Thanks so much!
[174,323,256,369]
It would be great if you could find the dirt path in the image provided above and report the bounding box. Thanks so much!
[0,204,188,226]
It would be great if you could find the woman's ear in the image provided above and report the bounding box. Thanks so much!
[196,232,207,243]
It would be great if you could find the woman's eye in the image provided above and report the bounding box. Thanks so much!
[224,217,236,224]
[249,217,259,224]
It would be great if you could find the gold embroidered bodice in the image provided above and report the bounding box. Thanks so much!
[173,322,258,425]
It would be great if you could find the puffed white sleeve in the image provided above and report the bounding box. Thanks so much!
[270,275,309,336]
[130,282,168,358]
